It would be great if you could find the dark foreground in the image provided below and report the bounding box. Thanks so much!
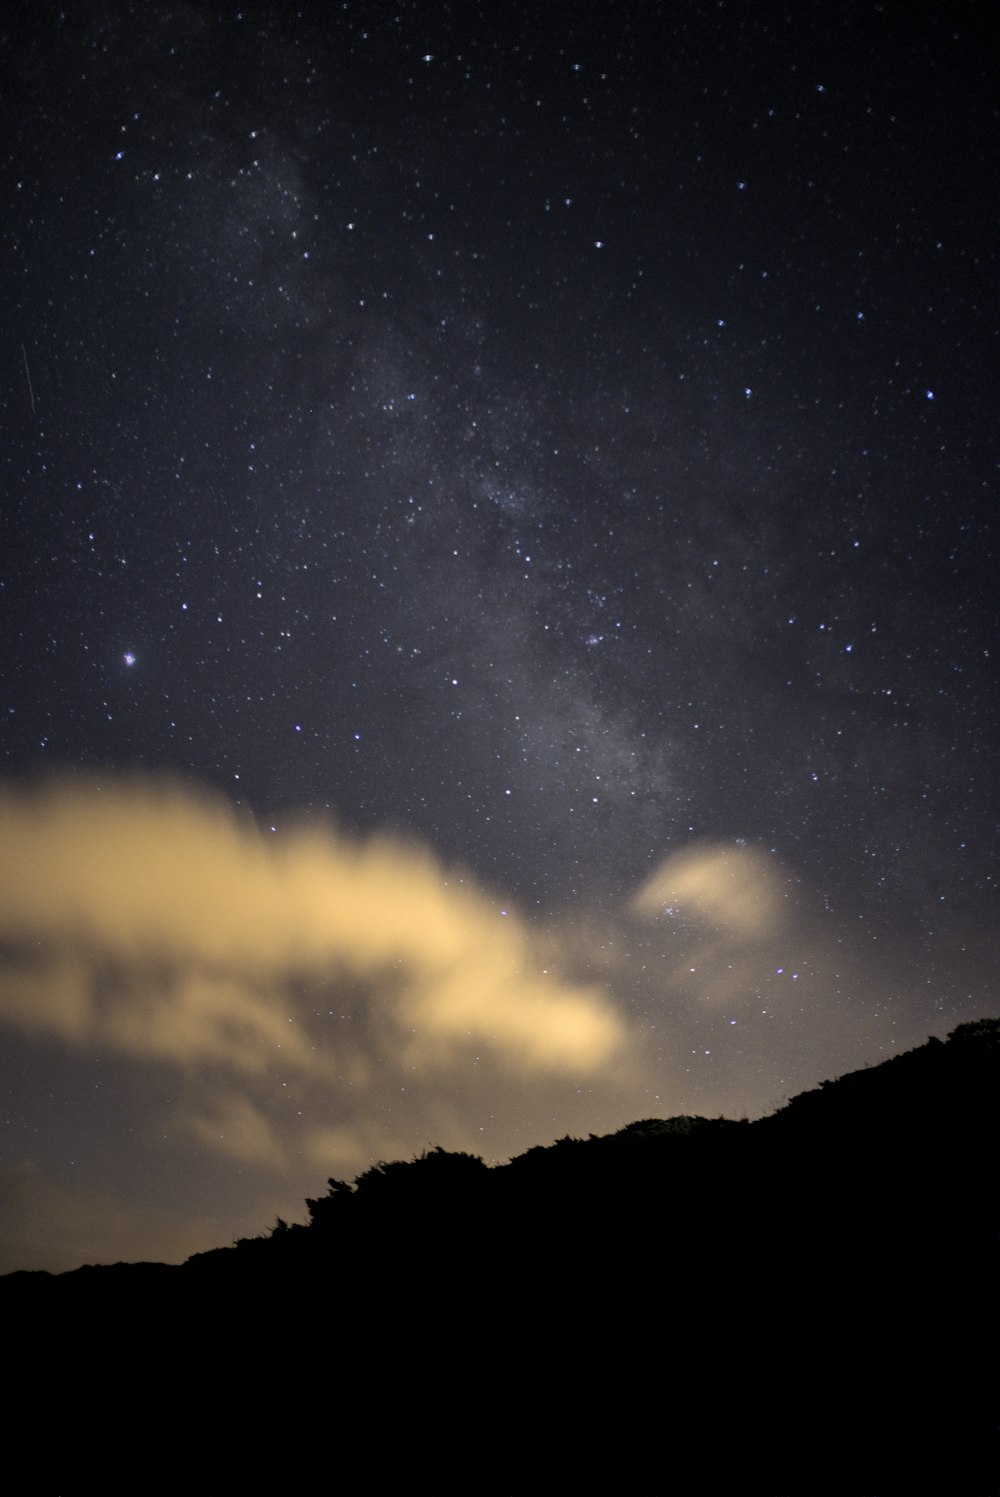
[5,1022,997,1494]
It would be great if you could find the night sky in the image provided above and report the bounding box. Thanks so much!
[2,2,996,1272]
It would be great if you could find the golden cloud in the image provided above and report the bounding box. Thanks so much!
[631,841,784,937]
[0,776,626,1086]
[182,1092,288,1170]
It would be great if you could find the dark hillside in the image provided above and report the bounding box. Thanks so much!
[4,1022,997,1494]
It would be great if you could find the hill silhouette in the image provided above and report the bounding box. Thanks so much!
[4,1021,997,1494]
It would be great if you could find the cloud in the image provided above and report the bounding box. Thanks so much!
[304,1123,373,1172]
[181,1092,289,1170]
[631,841,785,936]
[0,775,627,1097]
[624,840,810,1019]
[0,787,924,1270]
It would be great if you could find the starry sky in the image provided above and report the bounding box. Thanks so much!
[2,1,997,1272]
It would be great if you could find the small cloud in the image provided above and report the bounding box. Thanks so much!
[181,1092,288,1169]
[631,841,783,936]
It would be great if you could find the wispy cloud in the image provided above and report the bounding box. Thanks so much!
[0,777,628,1141]
[631,841,786,937]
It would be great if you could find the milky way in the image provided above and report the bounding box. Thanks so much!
[1,2,996,1270]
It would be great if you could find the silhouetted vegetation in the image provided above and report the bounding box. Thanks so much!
[4,1020,997,1494]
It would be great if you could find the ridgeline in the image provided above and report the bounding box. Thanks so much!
[5,1020,997,1494]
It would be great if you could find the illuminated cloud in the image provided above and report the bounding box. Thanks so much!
[0,775,627,1093]
[304,1123,373,1172]
[623,840,813,1021]
[631,841,785,936]
[0,787,916,1272]
[182,1092,289,1170]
